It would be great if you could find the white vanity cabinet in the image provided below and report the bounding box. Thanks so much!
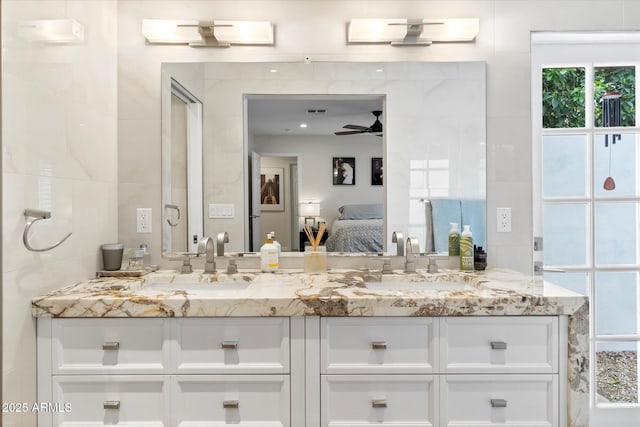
[38,315,566,427]
[318,316,563,427]
[37,317,299,427]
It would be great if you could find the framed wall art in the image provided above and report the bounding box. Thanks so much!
[260,167,284,211]
[333,157,355,185]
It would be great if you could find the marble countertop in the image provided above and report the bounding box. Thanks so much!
[32,268,587,318]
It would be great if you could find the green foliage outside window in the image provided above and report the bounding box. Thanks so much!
[542,68,585,128]
[542,66,636,129]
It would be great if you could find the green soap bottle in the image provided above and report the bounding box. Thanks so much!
[460,225,474,271]
[448,222,460,256]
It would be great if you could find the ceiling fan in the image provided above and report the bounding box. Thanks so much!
[334,110,383,136]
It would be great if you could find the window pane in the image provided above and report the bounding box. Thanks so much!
[595,202,638,265]
[594,133,638,197]
[543,135,587,197]
[543,203,587,265]
[596,341,638,404]
[594,66,636,128]
[595,272,638,335]
[544,272,588,296]
[542,67,585,128]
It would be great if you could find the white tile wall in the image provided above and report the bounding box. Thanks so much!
[2,1,118,425]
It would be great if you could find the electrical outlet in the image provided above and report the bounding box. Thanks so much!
[137,208,152,233]
[497,207,512,233]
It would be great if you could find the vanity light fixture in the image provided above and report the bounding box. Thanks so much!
[18,18,84,43]
[347,18,479,46]
[142,19,274,47]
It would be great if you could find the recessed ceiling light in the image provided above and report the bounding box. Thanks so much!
[299,123,308,128]
[375,68,384,73]
[270,68,278,73]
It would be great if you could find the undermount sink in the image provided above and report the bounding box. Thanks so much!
[364,281,475,292]
[143,282,250,294]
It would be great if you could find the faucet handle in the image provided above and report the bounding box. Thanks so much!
[428,257,438,273]
[381,257,393,273]
[226,259,238,274]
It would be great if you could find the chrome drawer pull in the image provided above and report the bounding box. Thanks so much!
[221,341,238,349]
[490,399,508,408]
[371,399,388,408]
[490,341,507,350]
[102,342,120,351]
[371,341,387,350]
[103,401,120,410]
[223,400,239,409]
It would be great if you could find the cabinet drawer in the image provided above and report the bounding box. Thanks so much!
[173,375,290,426]
[321,375,437,427]
[441,316,558,373]
[321,317,436,374]
[52,375,169,426]
[174,317,289,373]
[52,318,168,374]
[442,374,558,427]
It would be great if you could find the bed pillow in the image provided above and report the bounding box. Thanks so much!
[338,204,383,220]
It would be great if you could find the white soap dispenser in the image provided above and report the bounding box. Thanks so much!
[260,235,279,273]
[460,225,474,271]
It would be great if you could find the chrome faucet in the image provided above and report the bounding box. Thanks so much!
[405,237,419,273]
[392,231,404,256]
[198,237,216,273]
[217,231,229,257]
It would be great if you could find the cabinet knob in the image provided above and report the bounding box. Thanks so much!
[371,399,388,408]
[371,341,387,350]
[103,400,120,410]
[490,341,507,350]
[223,400,239,409]
[490,398,508,408]
[221,340,238,349]
[102,342,120,351]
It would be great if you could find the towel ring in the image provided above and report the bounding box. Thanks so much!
[23,209,72,252]
[165,204,180,227]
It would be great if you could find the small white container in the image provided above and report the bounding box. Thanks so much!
[304,246,327,274]
[260,237,279,272]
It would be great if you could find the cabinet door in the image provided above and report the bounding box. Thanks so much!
[174,317,289,373]
[52,375,169,426]
[172,375,290,426]
[321,317,437,374]
[441,316,558,373]
[52,318,169,375]
[321,375,437,427]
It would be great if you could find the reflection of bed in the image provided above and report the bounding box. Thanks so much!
[324,204,383,252]
[325,219,383,252]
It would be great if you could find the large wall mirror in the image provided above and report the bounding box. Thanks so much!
[161,62,486,257]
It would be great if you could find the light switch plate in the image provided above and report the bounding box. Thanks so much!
[209,203,234,219]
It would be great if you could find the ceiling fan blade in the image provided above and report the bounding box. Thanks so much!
[342,124,368,130]
[335,130,366,135]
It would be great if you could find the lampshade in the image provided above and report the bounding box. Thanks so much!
[299,202,320,218]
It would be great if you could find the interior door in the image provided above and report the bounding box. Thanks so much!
[250,152,262,251]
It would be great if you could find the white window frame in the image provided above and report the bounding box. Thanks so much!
[532,32,640,426]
